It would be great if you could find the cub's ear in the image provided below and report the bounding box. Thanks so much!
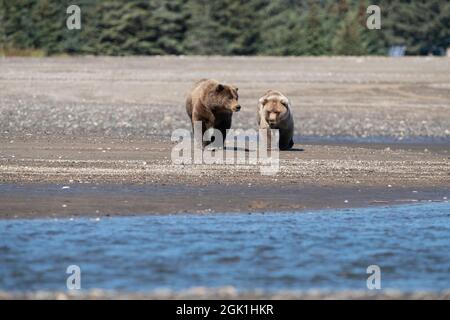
[280,98,289,108]
[259,97,268,106]
[234,87,238,92]
[216,84,225,92]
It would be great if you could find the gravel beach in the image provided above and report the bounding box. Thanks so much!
[0,56,449,218]
[1,288,449,300]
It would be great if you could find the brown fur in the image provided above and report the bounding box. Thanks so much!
[186,79,241,147]
[257,90,294,150]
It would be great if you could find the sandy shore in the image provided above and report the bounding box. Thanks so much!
[0,57,449,218]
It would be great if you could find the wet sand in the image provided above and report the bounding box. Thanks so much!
[0,136,448,219]
[0,57,449,218]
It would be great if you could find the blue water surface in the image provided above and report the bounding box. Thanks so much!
[0,202,449,292]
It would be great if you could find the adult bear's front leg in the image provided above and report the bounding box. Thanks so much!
[192,111,215,149]
[217,115,232,147]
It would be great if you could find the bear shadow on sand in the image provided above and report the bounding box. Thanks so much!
[220,146,305,152]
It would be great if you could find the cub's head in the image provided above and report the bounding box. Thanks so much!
[259,91,290,128]
[210,83,241,113]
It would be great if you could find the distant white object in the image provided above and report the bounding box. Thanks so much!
[389,46,406,57]
[447,47,450,57]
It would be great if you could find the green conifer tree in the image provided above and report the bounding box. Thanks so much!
[332,9,367,55]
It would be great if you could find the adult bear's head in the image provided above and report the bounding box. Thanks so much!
[208,82,241,113]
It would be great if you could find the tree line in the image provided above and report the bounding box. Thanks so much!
[1,0,449,56]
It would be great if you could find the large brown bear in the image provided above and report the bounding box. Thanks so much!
[257,90,294,150]
[186,79,241,148]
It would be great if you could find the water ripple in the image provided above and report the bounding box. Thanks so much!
[0,202,449,292]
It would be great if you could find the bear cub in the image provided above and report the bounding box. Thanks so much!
[257,90,294,150]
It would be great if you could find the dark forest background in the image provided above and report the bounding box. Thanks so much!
[1,0,449,56]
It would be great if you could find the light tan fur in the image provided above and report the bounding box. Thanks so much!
[257,90,294,150]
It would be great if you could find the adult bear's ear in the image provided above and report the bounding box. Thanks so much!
[259,97,268,106]
[216,84,224,92]
[280,97,289,108]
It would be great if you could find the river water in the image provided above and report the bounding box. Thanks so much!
[1,202,449,292]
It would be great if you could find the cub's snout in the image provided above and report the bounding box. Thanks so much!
[267,112,278,126]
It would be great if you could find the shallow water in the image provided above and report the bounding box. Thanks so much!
[296,134,450,146]
[1,203,449,292]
